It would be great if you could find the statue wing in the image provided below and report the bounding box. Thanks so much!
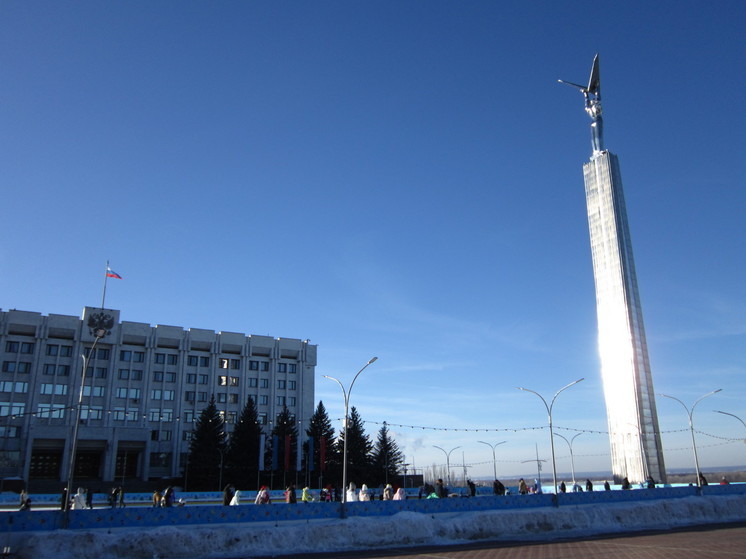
[587,53,600,95]
[558,79,587,93]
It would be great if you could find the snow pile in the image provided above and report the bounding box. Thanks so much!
[17,495,746,559]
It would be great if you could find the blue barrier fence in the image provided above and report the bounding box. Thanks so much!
[3,484,745,534]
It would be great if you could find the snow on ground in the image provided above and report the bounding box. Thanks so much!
[16,495,746,559]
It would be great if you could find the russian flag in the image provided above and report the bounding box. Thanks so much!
[106,268,123,279]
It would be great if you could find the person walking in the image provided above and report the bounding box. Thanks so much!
[285,484,297,503]
[435,479,448,499]
[229,489,241,505]
[255,486,271,504]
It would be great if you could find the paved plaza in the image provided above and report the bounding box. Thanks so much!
[281,523,746,559]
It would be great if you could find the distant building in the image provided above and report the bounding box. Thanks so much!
[0,307,316,486]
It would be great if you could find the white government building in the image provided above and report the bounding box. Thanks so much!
[0,306,316,487]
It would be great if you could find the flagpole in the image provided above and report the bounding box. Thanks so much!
[101,260,109,309]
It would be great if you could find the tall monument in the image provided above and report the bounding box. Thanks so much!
[560,55,667,483]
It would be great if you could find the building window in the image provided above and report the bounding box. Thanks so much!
[37,403,65,419]
[0,381,28,393]
[0,426,19,438]
[81,406,103,420]
[18,362,31,373]
[184,410,195,423]
[277,380,286,389]
[258,413,267,425]
[185,391,195,402]
[0,402,25,416]
[259,395,268,405]
[229,376,239,387]
[20,342,34,354]
[276,396,286,406]
[40,383,65,395]
[199,356,209,367]
[248,378,258,388]
[58,365,70,376]
[261,362,269,372]
[288,380,296,390]
[165,372,176,383]
[153,371,164,382]
[151,389,162,400]
[131,370,143,381]
[249,361,259,371]
[288,397,296,407]
[288,364,297,374]
[182,431,194,441]
[96,348,109,360]
[149,409,161,421]
[260,379,268,389]
[217,393,227,403]
[218,376,228,386]
[277,363,287,373]
[219,358,229,369]
[5,342,19,353]
[198,375,208,385]
[133,351,144,362]
[2,362,15,373]
[187,355,198,367]
[225,411,236,424]
[154,353,165,364]
[163,390,174,401]
[47,345,59,356]
[119,350,132,362]
[82,386,105,397]
[186,373,196,384]
[43,364,56,375]
[197,392,207,402]
[231,359,240,370]
[229,394,238,404]
[93,367,107,379]
[113,408,126,421]
[118,369,130,380]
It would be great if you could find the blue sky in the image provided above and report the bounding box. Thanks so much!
[2,1,745,480]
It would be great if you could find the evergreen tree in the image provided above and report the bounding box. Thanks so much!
[225,396,263,489]
[370,422,404,486]
[338,406,372,487]
[267,407,299,487]
[305,401,339,484]
[186,396,226,491]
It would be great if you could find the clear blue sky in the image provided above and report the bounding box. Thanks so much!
[2,1,745,480]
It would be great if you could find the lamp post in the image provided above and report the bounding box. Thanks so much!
[65,326,107,512]
[517,378,584,494]
[714,410,746,434]
[553,432,582,487]
[659,389,722,488]
[433,445,461,487]
[477,440,506,481]
[323,356,378,507]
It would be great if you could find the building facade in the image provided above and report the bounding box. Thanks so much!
[0,307,316,487]
[583,151,667,484]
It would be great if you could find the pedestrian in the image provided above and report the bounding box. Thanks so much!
[646,476,656,489]
[85,487,93,509]
[108,486,118,508]
[229,489,241,505]
[60,487,69,510]
[435,479,448,499]
[19,490,31,511]
[518,478,528,495]
[383,484,394,500]
[255,486,271,504]
[358,483,371,501]
[699,473,708,486]
[559,481,566,493]
[117,486,126,508]
[621,477,631,490]
[222,484,235,506]
[346,482,359,502]
[604,480,611,491]
[533,479,543,494]
[493,479,506,496]
[721,477,730,485]
[71,487,87,510]
[585,479,593,492]
[285,484,297,503]
[163,486,175,507]
[393,487,406,500]
[152,489,162,507]
[466,479,476,497]
[301,487,313,503]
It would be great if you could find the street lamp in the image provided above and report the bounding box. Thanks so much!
[659,389,722,488]
[65,326,107,512]
[477,440,506,481]
[554,432,582,487]
[517,378,584,494]
[714,410,746,434]
[433,445,461,487]
[323,356,378,507]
